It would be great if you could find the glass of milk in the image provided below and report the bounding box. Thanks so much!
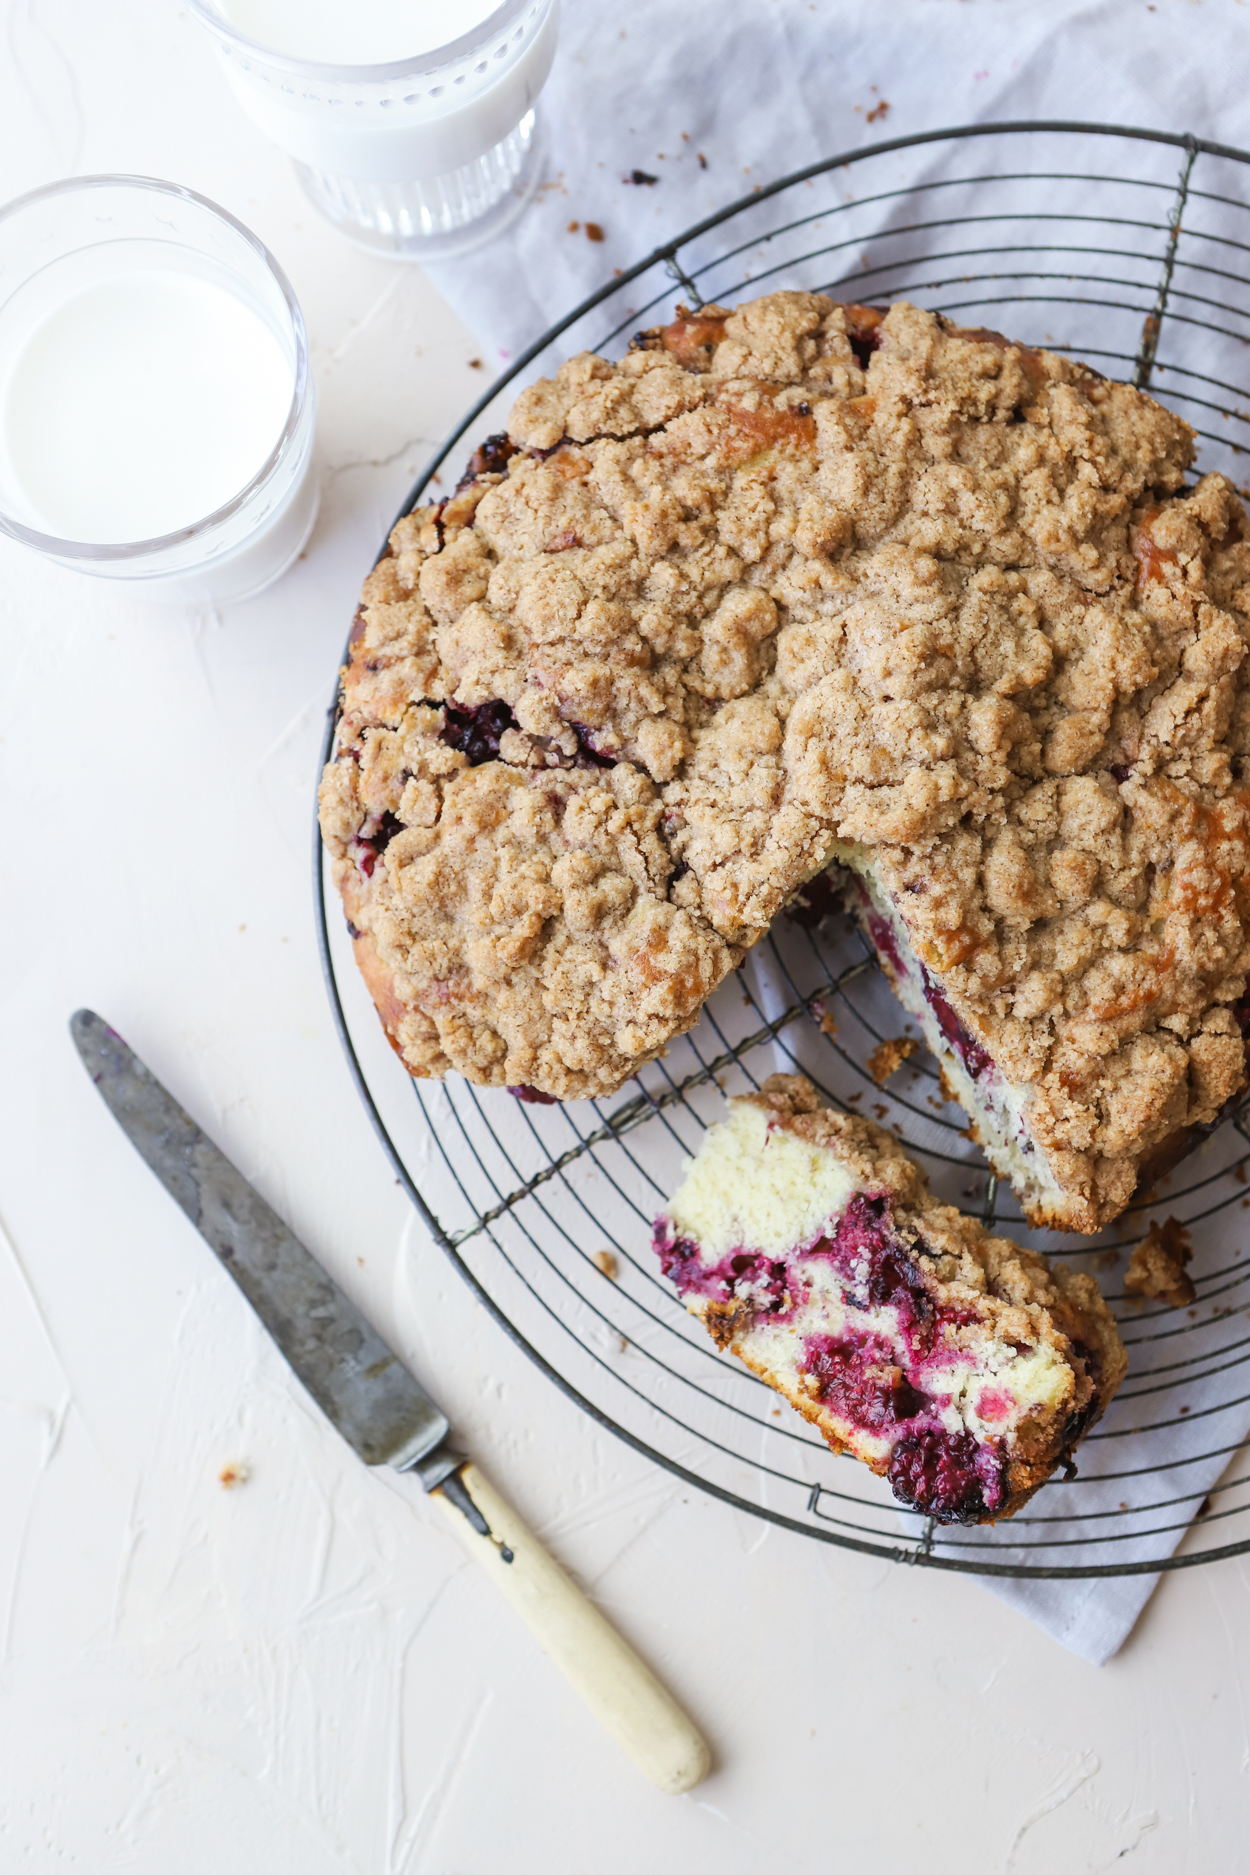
[187,0,558,260]
[0,176,317,605]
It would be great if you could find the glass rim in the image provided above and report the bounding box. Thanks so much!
[0,173,311,563]
[184,0,544,85]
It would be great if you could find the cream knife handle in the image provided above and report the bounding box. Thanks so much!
[432,1461,710,1794]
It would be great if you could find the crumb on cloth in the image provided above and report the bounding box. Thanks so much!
[866,1036,918,1084]
[1124,1218,1196,1308]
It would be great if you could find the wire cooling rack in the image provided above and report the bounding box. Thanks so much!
[317,122,1250,1578]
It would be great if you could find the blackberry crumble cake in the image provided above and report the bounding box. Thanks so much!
[654,1075,1127,1524]
[319,291,1250,1219]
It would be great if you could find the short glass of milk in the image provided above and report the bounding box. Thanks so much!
[0,175,316,605]
[187,0,558,261]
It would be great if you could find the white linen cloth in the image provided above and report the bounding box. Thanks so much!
[430,0,1250,368]
[423,0,1250,1661]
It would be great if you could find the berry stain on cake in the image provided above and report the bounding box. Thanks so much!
[660,1186,1010,1518]
[654,1076,1127,1523]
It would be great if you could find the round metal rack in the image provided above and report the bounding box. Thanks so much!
[317,122,1250,1577]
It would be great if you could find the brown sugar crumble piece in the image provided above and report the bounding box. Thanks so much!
[1124,1217,1197,1307]
[866,1036,919,1084]
[320,289,1250,1224]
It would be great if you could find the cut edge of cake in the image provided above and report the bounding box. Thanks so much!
[821,841,1248,1235]
[827,840,1078,1231]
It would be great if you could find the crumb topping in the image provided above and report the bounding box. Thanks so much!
[321,291,1250,1121]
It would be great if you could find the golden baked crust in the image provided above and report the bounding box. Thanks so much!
[320,290,1250,1150]
[319,681,734,1096]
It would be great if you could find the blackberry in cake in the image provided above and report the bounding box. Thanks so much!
[654,1075,1127,1524]
[320,291,1250,1212]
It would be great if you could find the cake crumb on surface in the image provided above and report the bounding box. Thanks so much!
[1125,1217,1196,1308]
[866,1036,918,1084]
[592,1249,619,1279]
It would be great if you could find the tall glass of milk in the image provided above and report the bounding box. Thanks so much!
[0,177,316,605]
[187,0,558,260]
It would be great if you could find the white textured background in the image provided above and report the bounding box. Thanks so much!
[3,1,1250,1868]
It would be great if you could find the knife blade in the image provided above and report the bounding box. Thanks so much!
[71,1007,455,1476]
[70,1008,710,1793]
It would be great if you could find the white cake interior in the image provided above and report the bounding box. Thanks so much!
[668,1099,856,1258]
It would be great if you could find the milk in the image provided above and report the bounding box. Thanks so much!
[0,176,318,605]
[2,273,293,543]
[210,2,558,185]
[192,0,559,252]
[221,0,500,64]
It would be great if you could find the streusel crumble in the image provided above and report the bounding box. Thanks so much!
[320,291,1250,1224]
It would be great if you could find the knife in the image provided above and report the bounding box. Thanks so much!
[70,1009,710,1794]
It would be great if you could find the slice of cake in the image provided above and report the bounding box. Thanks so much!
[321,289,1250,1199]
[654,1075,1127,1524]
[825,784,1250,1233]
